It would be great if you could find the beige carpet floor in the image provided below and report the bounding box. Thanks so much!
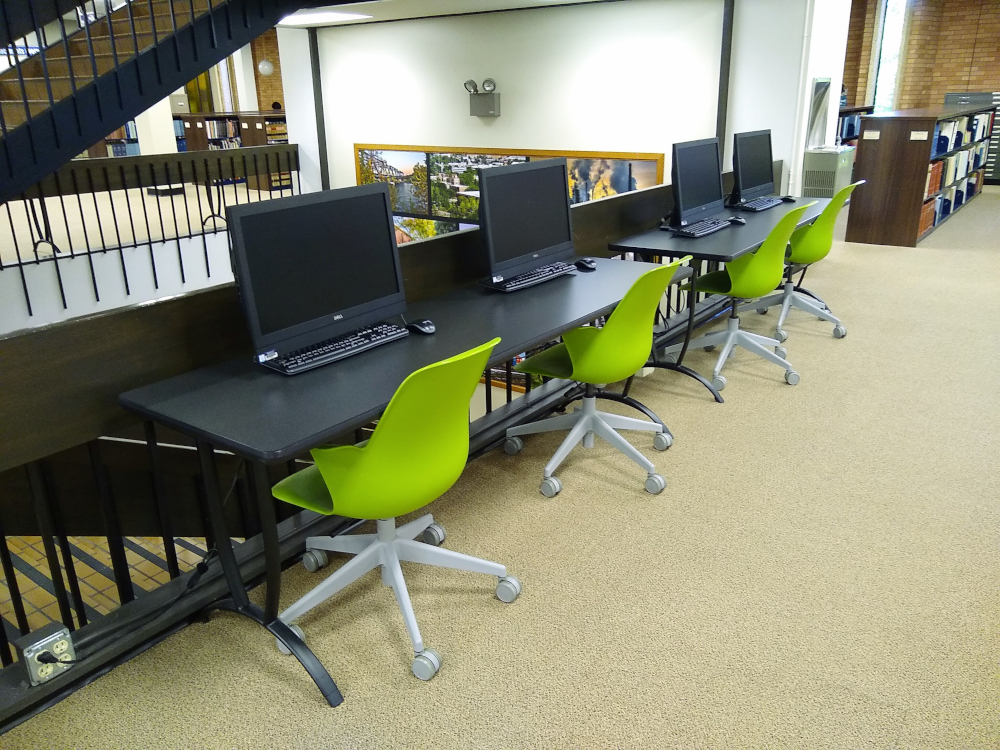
[6,188,999,749]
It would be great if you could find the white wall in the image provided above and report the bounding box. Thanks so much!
[135,97,179,156]
[316,0,725,188]
[726,0,851,194]
[232,44,260,112]
[278,26,324,194]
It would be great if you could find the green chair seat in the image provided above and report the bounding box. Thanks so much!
[514,342,574,379]
[680,269,732,296]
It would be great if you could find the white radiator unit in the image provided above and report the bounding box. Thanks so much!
[802,146,856,198]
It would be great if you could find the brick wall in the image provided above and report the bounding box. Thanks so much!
[250,28,285,111]
[897,0,1000,109]
[842,0,882,106]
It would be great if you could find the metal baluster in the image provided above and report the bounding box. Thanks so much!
[505,360,513,403]
[79,0,103,113]
[118,163,139,250]
[102,0,123,108]
[190,156,207,242]
[53,0,81,135]
[484,367,492,414]
[85,167,108,253]
[41,462,88,628]
[51,171,75,256]
[26,462,76,630]
[101,165,129,295]
[88,442,135,604]
[5,202,33,315]
[144,422,180,579]
[69,169,100,300]
[0,3,35,130]
[166,0,182,72]
[135,163,157,285]
[145,0,162,84]
[123,0,142,94]
[0,514,31,635]
[163,161,183,267]
[149,162,180,282]
[26,4,59,147]
[205,0,218,48]
[241,152,251,203]
[263,152,271,198]
[187,0,200,61]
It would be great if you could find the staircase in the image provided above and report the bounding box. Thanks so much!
[0,0,322,205]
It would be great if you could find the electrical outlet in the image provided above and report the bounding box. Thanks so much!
[14,623,76,686]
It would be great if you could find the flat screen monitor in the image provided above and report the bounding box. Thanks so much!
[733,129,775,202]
[227,183,406,364]
[671,138,724,225]
[477,158,574,280]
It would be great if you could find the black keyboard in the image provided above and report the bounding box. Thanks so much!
[482,261,575,292]
[267,322,409,375]
[737,196,782,212]
[670,217,730,238]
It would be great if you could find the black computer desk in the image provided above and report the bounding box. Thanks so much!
[118,257,690,706]
[609,199,830,401]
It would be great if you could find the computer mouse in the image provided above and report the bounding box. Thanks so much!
[405,319,436,335]
[574,257,598,271]
[781,195,797,202]
[728,216,746,225]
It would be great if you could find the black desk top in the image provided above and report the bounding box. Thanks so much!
[120,258,690,462]
[608,199,830,262]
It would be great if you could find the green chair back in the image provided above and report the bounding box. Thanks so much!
[724,202,816,299]
[310,337,500,520]
[787,181,865,265]
[562,257,690,385]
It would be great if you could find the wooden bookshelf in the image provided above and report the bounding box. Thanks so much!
[838,104,873,144]
[845,105,995,247]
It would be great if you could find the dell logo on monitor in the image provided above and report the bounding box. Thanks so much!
[532,253,539,258]
[333,314,343,321]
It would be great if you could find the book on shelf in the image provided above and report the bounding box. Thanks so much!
[173,119,185,137]
[107,120,138,141]
[954,178,966,209]
[207,138,241,150]
[177,138,187,153]
[205,118,240,139]
[967,171,979,198]
[919,197,937,236]
[925,161,944,198]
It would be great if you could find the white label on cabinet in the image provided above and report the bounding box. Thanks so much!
[184,121,190,128]
[863,130,880,140]
[196,122,203,128]
[241,122,249,128]
[910,130,929,140]
[256,123,263,129]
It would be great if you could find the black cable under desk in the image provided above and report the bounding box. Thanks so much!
[117,257,688,707]
[609,199,830,402]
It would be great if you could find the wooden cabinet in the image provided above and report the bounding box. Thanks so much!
[846,105,994,247]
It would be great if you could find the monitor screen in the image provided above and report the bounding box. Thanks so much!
[672,139,724,221]
[228,184,406,356]
[735,130,774,199]
[478,159,573,276]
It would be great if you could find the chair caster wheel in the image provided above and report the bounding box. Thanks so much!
[496,575,521,603]
[833,325,846,338]
[653,432,672,451]
[644,473,666,495]
[784,370,800,385]
[703,345,716,352]
[301,549,328,573]
[539,476,562,498]
[756,307,768,315]
[504,436,523,455]
[775,328,788,342]
[711,375,727,391]
[276,623,305,655]
[421,523,446,546]
[411,648,442,681]
[774,346,787,359]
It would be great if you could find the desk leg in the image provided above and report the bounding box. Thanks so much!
[648,265,724,403]
[195,440,344,708]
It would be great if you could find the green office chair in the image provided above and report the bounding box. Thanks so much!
[503,258,690,498]
[272,337,521,682]
[659,203,817,391]
[743,181,864,341]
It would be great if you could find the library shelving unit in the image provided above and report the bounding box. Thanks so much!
[845,104,995,247]
[944,92,1000,184]
[84,120,139,158]
[173,113,243,152]
[838,105,874,145]
[239,112,291,191]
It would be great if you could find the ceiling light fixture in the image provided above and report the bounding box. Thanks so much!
[277,11,373,26]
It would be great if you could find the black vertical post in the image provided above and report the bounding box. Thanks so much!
[144,421,180,579]
[26,462,76,630]
[250,462,281,621]
[716,0,736,162]
[484,367,492,413]
[42,462,88,628]
[0,515,30,635]
[505,360,513,403]
[196,440,249,608]
[308,27,329,190]
[88,442,135,604]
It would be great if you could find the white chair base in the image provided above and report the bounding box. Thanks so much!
[660,314,799,390]
[278,515,519,680]
[739,282,845,341]
[505,393,667,496]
